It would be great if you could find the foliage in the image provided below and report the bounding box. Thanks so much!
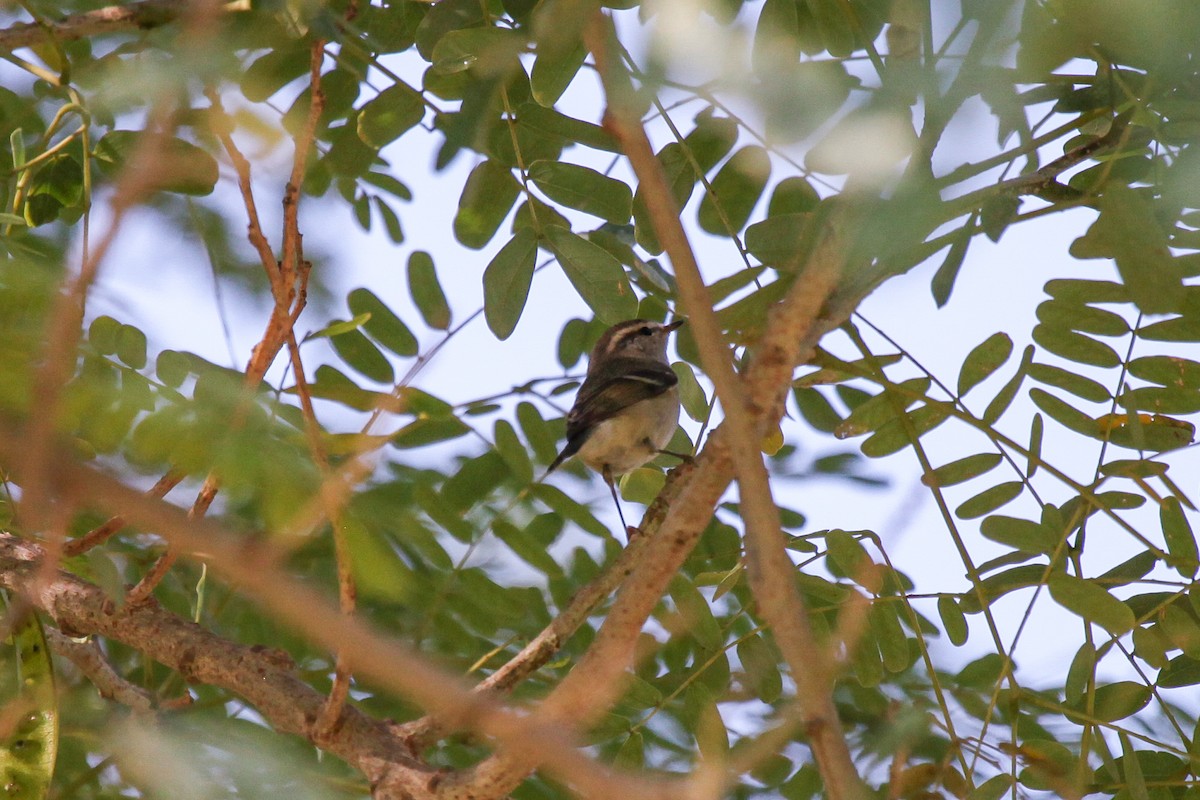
[0,0,1198,799]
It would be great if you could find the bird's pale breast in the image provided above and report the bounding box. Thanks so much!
[576,389,680,476]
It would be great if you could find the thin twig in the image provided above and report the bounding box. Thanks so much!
[130,39,327,601]
[63,471,183,557]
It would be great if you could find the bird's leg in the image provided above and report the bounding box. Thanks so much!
[602,465,633,538]
[642,436,694,465]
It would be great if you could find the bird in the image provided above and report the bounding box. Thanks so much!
[546,317,685,533]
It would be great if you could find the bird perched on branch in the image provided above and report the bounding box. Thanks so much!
[547,317,685,533]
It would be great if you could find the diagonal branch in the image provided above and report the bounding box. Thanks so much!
[0,0,248,51]
[434,28,867,797]
[0,429,686,800]
[582,12,866,800]
[0,533,438,797]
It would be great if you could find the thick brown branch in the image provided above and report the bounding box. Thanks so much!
[582,12,866,800]
[0,533,438,797]
[0,429,689,800]
[0,0,211,51]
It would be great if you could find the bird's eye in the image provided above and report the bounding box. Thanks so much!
[639,326,653,336]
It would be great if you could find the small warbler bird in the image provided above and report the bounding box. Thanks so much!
[546,318,685,532]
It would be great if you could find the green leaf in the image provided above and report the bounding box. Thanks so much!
[1045,278,1129,304]
[357,82,425,147]
[330,328,395,384]
[737,635,782,703]
[1027,412,1043,477]
[1161,497,1199,578]
[1065,642,1095,704]
[937,595,968,645]
[669,575,723,650]
[483,228,538,339]
[824,529,870,578]
[531,484,609,538]
[620,467,664,504]
[870,601,910,672]
[768,176,820,215]
[923,452,1002,488]
[1031,324,1120,368]
[613,731,644,770]
[1118,733,1150,800]
[348,288,419,356]
[431,27,523,77]
[310,313,372,340]
[88,315,121,355]
[1158,654,1200,688]
[116,324,147,370]
[527,160,633,224]
[545,227,638,323]
[407,251,451,330]
[493,519,563,578]
[955,481,1024,520]
[959,565,1048,612]
[633,142,698,253]
[155,350,191,388]
[413,0,487,61]
[698,145,771,234]
[982,345,1033,423]
[860,403,950,457]
[302,365,395,412]
[745,213,810,268]
[493,419,533,484]
[94,131,218,195]
[837,379,927,436]
[931,222,971,307]
[1035,299,1130,336]
[1030,388,1100,438]
[1137,312,1200,342]
[1048,574,1135,635]
[1120,385,1200,414]
[1079,681,1153,723]
[391,416,471,448]
[531,43,587,106]
[980,515,1059,555]
[958,332,1013,396]
[684,114,741,173]
[0,597,57,800]
[1070,184,1184,314]
[968,775,1014,800]
[1028,362,1111,402]
[342,515,412,602]
[672,361,709,422]
[9,129,25,170]
[793,387,842,433]
[517,103,619,153]
[373,196,405,243]
[241,44,311,102]
[454,160,520,249]
[516,401,559,465]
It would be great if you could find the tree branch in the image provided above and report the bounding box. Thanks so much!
[0,533,439,798]
[581,12,866,800]
[0,0,246,51]
[0,428,692,800]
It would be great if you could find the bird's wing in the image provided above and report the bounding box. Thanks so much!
[545,359,678,474]
[565,358,678,440]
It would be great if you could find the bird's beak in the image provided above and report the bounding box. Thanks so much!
[665,318,686,332]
